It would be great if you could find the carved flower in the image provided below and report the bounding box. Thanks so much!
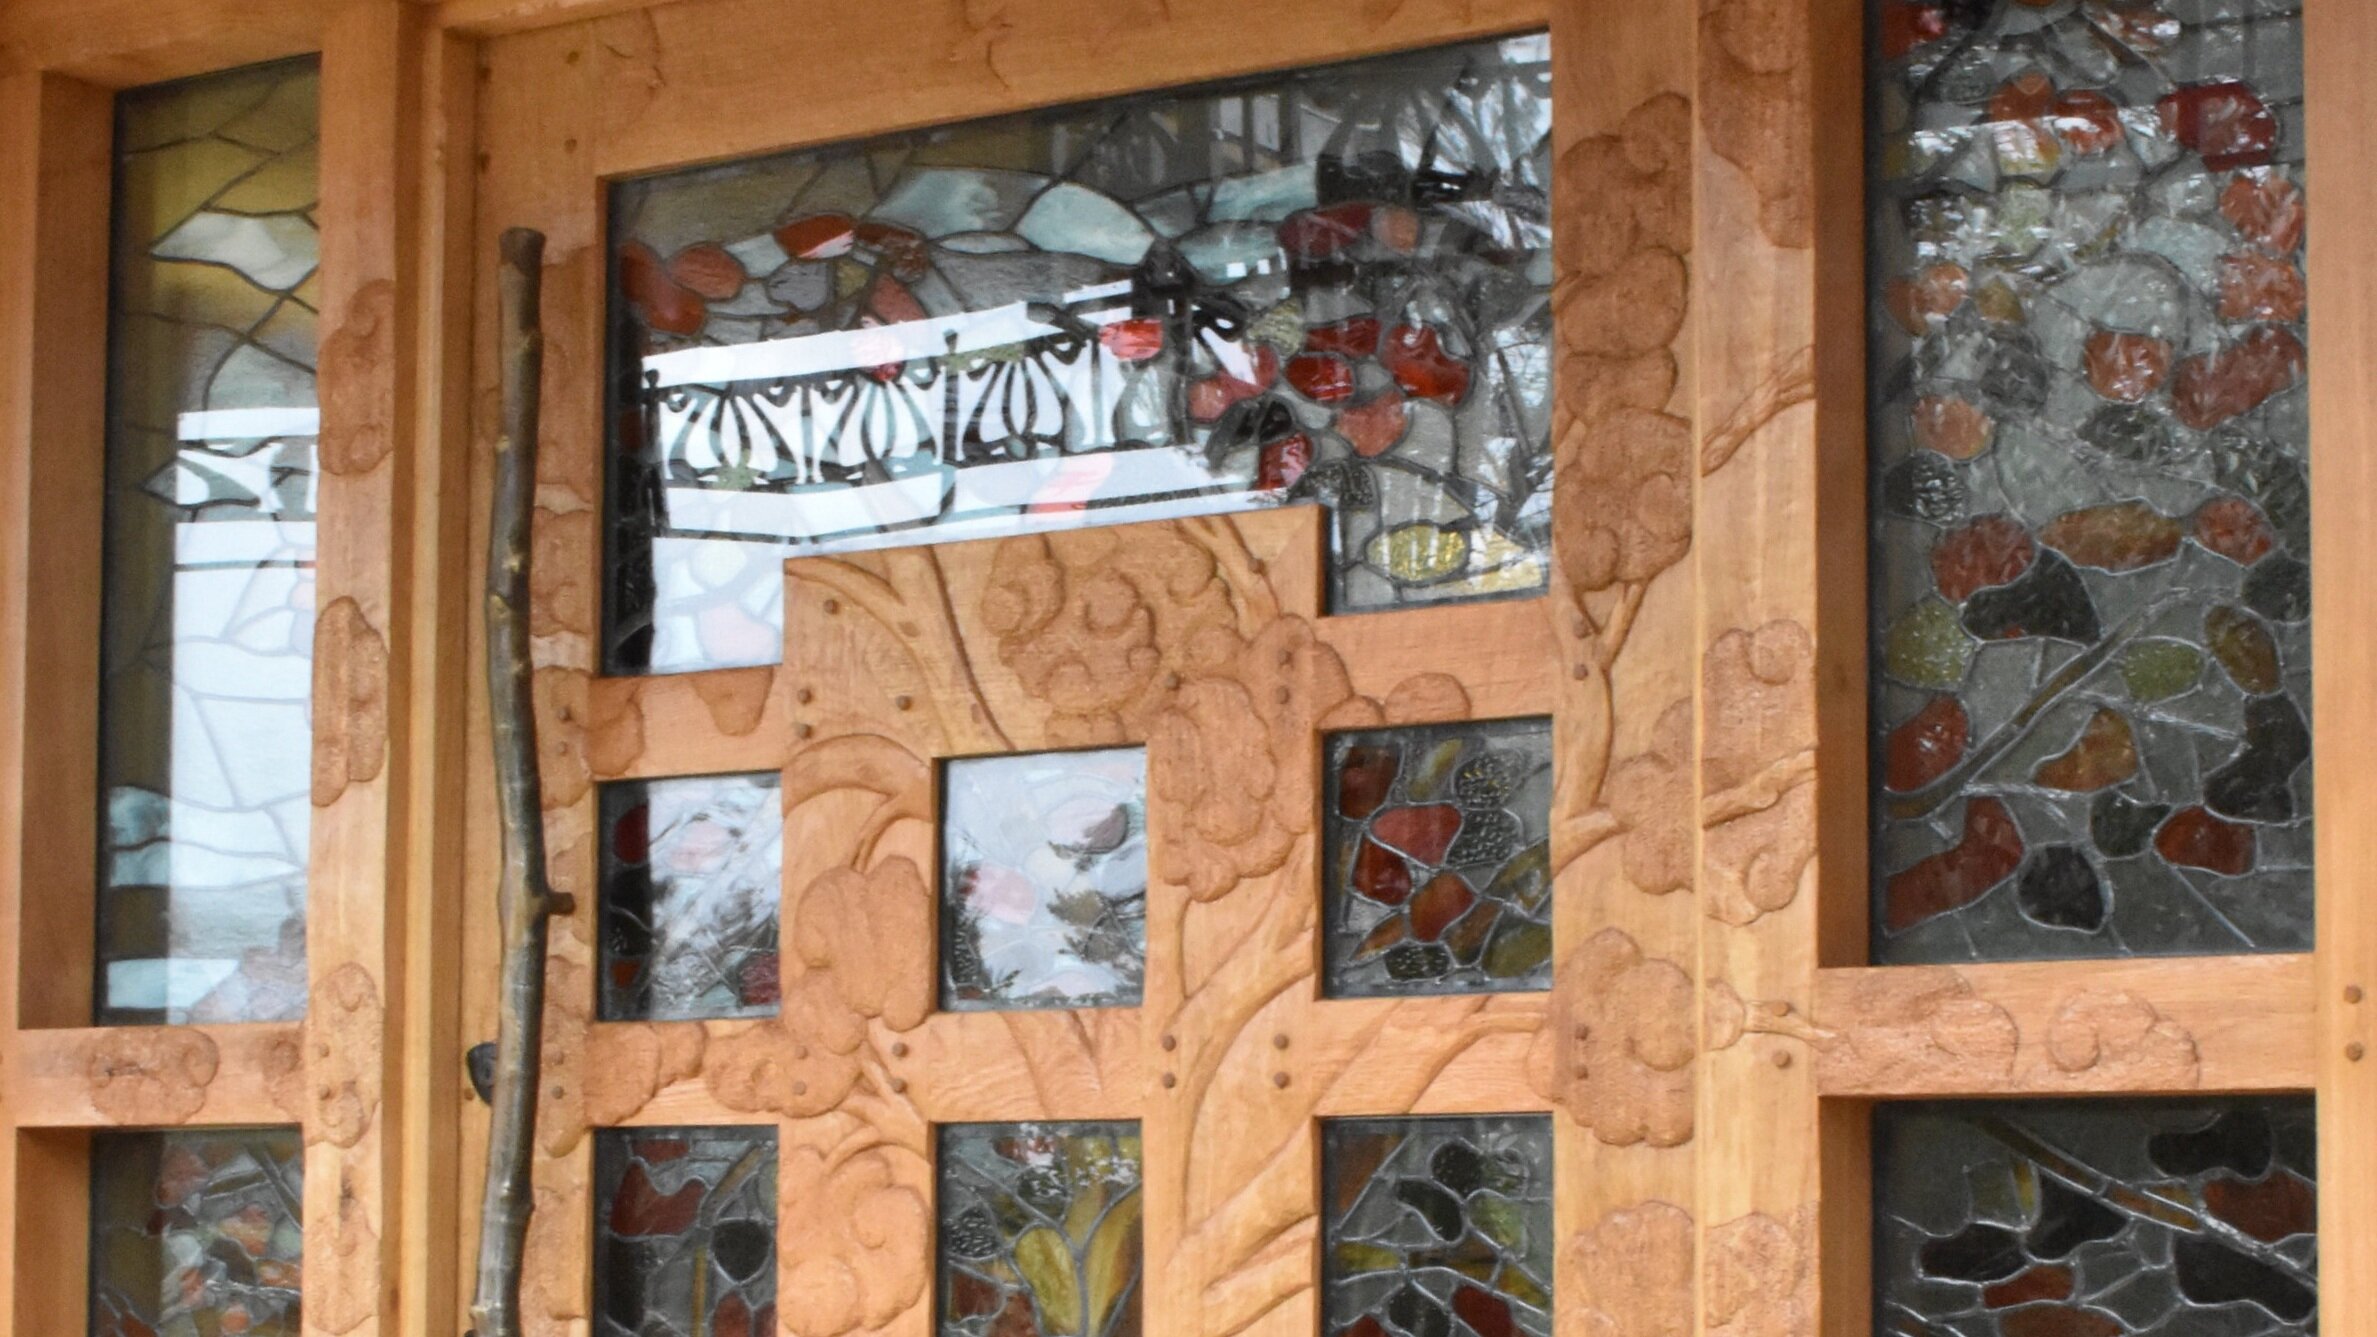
[1707,1207,1817,1337]
[791,859,933,1036]
[779,1145,929,1337]
[1555,407,1692,594]
[1701,622,1818,925]
[1606,702,1693,894]
[1530,929,1694,1146]
[1569,1201,1693,1337]
[704,981,861,1119]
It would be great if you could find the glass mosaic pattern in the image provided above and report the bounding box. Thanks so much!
[1877,1099,2316,1335]
[598,772,783,1020]
[605,33,1554,673]
[97,59,321,1024]
[938,1121,1142,1337]
[594,1127,777,1337]
[90,1128,305,1337]
[1324,718,1552,997]
[942,749,1147,1011]
[1867,0,2311,961]
[1321,1115,1553,1337]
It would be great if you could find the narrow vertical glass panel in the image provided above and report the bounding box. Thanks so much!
[941,748,1147,1010]
[98,58,322,1023]
[938,1121,1142,1337]
[91,1128,305,1337]
[597,772,784,1020]
[1868,1,2310,961]
[605,33,1554,673]
[1323,718,1552,996]
[1321,1114,1553,1337]
[1876,1099,2316,1333]
[594,1127,778,1337]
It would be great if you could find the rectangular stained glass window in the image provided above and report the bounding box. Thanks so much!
[1876,1098,2315,1334]
[594,1127,777,1337]
[1867,0,2310,961]
[938,1121,1142,1337]
[942,748,1147,1010]
[97,58,322,1023]
[1324,718,1552,996]
[1321,1114,1552,1337]
[604,33,1553,673]
[598,772,783,1020]
[91,1128,305,1337]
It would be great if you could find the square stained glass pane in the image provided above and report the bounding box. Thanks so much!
[1876,1098,2316,1334]
[594,1127,777,1337]
[1324,718,1552,996]
[938,1121,1142,1337]
[1321,1115,1552,1337]
[598,772,783,1020]
[1866,0,2312,961]
[91,1128,304,1337]
[98,58,322,1024]
[604,33,1554,674]
[942,748,1147,1010]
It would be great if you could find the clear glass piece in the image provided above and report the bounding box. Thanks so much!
[598,772,784,1021]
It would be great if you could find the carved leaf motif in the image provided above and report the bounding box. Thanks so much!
[1568,1201,1693,1337]
[792,858,933,1033]
[307,962,384,1148]
[85,1027,220,1124]
[311,597,388,806]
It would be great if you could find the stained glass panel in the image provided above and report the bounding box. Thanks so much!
[96,58,321,1023]
[1867,0,2311,960]
[604,34,1554,673]
[1320,1115,1552,1337]
[598,772,783,1020]
[937,1121,1142,1337]
[594,1127,777,1337]
[1324,718,1552,997]
[942,748,1147,1011]
[91,1128,305,1337]
[1876,1098,2316,1335]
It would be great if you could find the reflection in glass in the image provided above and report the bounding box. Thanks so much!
[1876,1099,2316,1334]
[1867,0,2311,961]
[1324,718,1552,997]
[942,749,1147,1011]
[605,34,1554,673]
[938,1121,1142,1337]
[594,1127,777,1337]
[598,772,783,1021]
[91,1128,305,1337]
[1320,1115,1552,1337]
[97,59,322,1023]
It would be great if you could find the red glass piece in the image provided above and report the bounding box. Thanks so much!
[1286,353,1355,404]
[2220,172,2306,253]
[1880,3,1948,57]
[1911,393,1993,459]
[2157,81,2278,171]
[612,803,650,865]
[608,958,642,991]
[737,951,782,1007]
[2082,329,2172,403]
[1886,261,1969,333]
[1339,744,1401,819]
[667,243,748,301]
[220,1203,275,1256]
[1351,838,1414,906]
[1371,804,1462,866]
[1381,325,1471,404]
[1408,872,1477,941]
[1338,388,1409,457]
[618,242,707,337]
[1451,1286,1517,1337]
[1100,318,1165,362]
[2154,805,2255,875]
[2039,502,2184,572]
[2172,327,2304,430]
[1996,1309,2121,1337]
[2051,91,2125,155]
[856,219,931,281]
[607,1161,704,1236]
[639,1137,690,1162]
[987,1292,1042,1337]
[1188,346,1279,422]
[1339,1318,1392,1337]
[1931,514,2036,602]
[1986,72,2057,127]
[1984,1265,2076,1308]
[1885,695,1968,793]
[1257,433,1314,491]
[1305,317,1381,358]
[1370,204,1421,253]
[1352,914,1409,961]
[1883,797,2025,932]
[948,1272,1004,1319]
[2203,1172,2316,1243]
[2217,251,2306,323]
[1280,202,1374,262]
[774,212,857,260]
[867,274,926,325]
[714,1293,754,1337]
[2194,497,2276,565]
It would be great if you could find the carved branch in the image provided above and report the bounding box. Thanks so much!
[469,228,566,1337]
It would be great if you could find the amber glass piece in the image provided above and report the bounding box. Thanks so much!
[1321,1116,1552,1337]
[602,34,1554,673]
[1876,1099,2315,1332]
[597,772,783,1020]
[942,748,1147,1011]
[594,1127,777,1337]
[939,1122,1142,1337]
[1867,0,2310,961]
[95,58,322,1024]
[1324,718,1551,997]
[91,1128,304,1337]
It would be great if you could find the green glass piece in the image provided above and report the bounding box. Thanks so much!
[1333,1241,1402,1274]
[1482,921,1553,979]
[1471,1194,1528,1252]
[2121,639,2204,703]
[1483,841,1552,913]
[1883,598,1974,689]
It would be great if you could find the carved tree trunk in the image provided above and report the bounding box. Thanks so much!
[469,227,566,1337]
